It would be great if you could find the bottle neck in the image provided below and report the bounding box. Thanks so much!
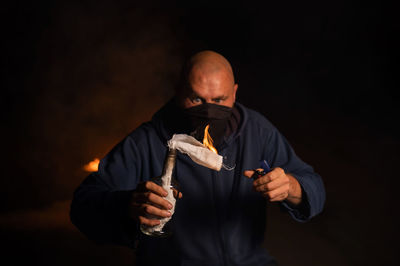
[163,148,177,178]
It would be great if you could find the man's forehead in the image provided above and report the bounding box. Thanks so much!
[189,68,233,89]
[187,78,233,97]
[189,62,232,82]
[189,88,227,99]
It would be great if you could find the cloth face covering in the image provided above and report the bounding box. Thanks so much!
[182,103,233,146]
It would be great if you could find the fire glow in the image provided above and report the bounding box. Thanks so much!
[83,158,100,172]
[203,124,218,154]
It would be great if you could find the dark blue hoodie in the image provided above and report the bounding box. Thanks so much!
[70,101,325,266]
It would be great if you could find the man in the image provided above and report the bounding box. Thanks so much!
[71,51,325,266]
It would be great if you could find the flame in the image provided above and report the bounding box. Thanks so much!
[83,158,100,172]
[203,124,218,154]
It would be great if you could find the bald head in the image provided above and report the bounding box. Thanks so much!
[185,50,235,83]
[177,51,238,108]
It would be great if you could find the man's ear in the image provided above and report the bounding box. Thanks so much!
[233,84,238,101]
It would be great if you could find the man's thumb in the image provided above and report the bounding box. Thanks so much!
[243,170,255,178]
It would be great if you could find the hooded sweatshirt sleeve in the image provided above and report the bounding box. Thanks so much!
[257,114,325,222]
[268,128,325,222]
[70,134,143,248]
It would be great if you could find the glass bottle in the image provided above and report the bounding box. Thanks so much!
[140,148,180,237]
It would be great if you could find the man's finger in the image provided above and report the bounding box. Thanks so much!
[138,216,161,226]
[254,168,286,186]
[254,174,273,187]
[142,204,172,219]
[262,185,289,200]
[145,181,168,197]
[172,188,183,199]
[255,178,287,192]
[243,170,255,178]
[144,192,173,210]
[254,181,275,193]
[268,192,289,202]
[244,169,265,179]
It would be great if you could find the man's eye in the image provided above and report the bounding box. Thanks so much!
[192,98,202,103]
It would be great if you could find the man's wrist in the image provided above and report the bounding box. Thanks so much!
[286,174,302,206]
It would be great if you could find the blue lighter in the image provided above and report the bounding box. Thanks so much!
[254,160,272,178]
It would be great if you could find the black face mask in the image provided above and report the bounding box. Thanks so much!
[182,103,233,146]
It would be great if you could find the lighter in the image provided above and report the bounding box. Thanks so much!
[254,160,272,178]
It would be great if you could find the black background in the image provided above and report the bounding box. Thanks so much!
[1,1,399,265]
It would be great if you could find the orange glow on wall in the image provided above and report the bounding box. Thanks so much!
[83,158,100,172]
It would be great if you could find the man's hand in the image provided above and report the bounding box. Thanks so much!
[243,167,302,205]
[128,181,182,227]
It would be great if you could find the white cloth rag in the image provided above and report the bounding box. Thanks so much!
[167,134,223,171]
